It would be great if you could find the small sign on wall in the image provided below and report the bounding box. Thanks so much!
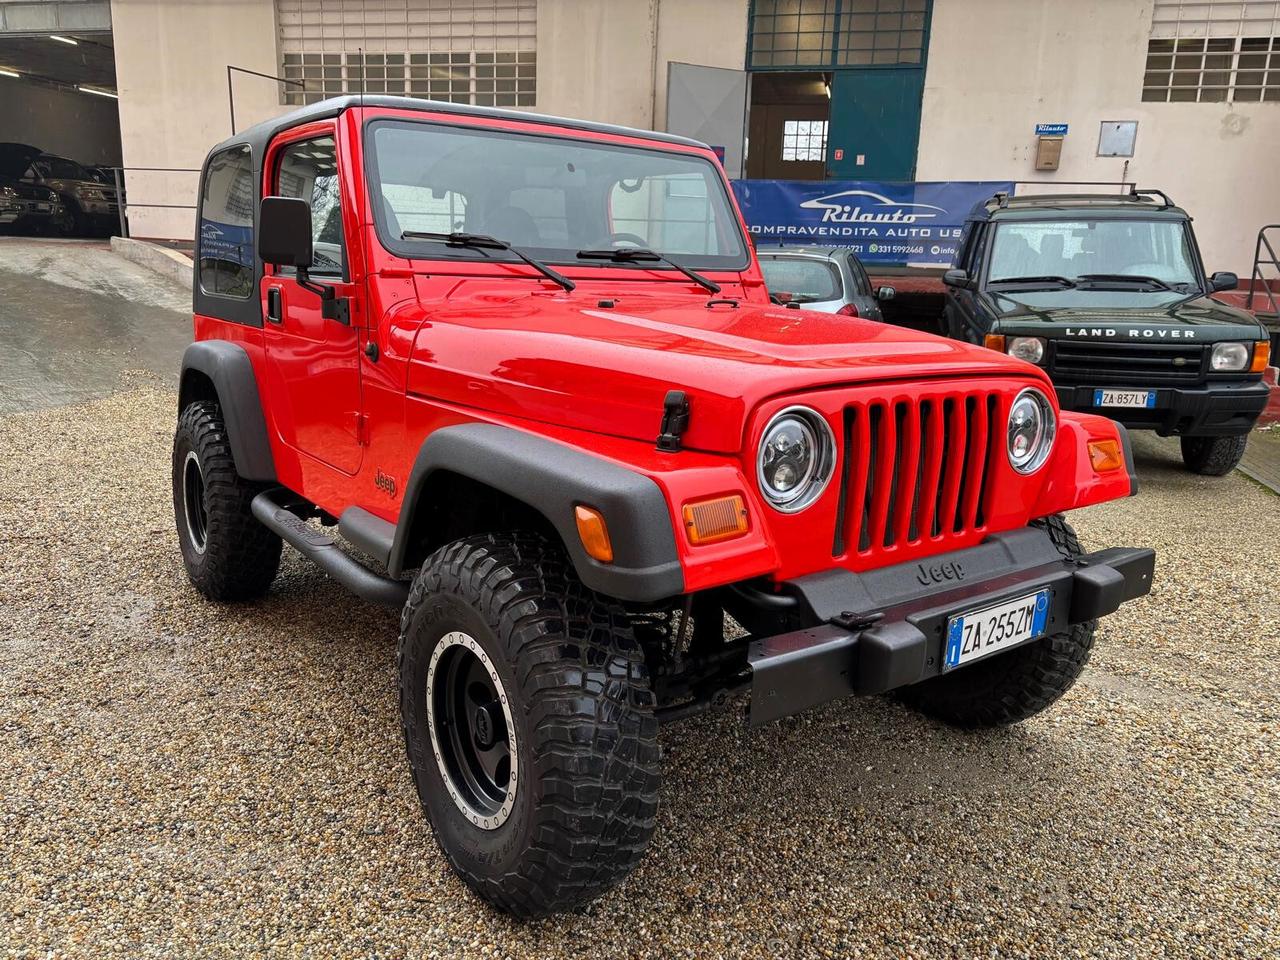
[1035,123,1069,136]
[1098,121,1138,157]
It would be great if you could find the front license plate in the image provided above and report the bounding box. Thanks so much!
[1094,388,1155,408]
[944,589,1050,671]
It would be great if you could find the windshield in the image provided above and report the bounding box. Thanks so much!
[987,219,1200,287]
[758,256,842,303]
[367,120,748,270]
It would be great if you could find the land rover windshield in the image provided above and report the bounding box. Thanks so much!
[987,219,1200,290]
[367,119,749,271]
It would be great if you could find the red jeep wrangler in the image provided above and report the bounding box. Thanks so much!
[174,96,1154,917]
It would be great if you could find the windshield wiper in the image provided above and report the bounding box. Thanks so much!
[399,231,575,292]
[1076,273,1176,292]
[988,275,1077,288]
[576,248,721,294]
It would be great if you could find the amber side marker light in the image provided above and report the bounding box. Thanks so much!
[683,495,749,545]
[1088,438,1125,473]
[1251,340,1272,373]
[574,505,613,563]
[984,334,1006,353]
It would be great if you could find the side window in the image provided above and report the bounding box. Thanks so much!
[198,144,255,300]
[276,136,345,277]
[847,254,871,294]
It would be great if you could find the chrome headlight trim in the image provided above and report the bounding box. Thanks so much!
[1007,387,1056,475]
[756,405,837,514]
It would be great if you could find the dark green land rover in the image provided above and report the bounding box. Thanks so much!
[943,190,1271,475]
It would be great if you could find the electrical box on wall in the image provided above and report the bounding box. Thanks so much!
[1035,136,1063,171]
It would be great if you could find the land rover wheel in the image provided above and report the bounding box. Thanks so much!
[399,532,660,918]
[1180,434,1247,476]
[896,514,1097,729]
[172,401,282,601]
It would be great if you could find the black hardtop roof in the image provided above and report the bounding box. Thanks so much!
[967,189,1189,223]
[207,95,709,162]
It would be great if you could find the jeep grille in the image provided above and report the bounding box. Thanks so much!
[832,390,1001,556]
[1049,340,1205,384]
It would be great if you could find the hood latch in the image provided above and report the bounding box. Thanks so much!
[656,390,690,452]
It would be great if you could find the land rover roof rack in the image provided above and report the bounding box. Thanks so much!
[989,187,1174,211]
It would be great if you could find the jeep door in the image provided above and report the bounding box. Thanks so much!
[260,126,364,475]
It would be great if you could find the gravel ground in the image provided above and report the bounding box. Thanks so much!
[1,383,1277,959]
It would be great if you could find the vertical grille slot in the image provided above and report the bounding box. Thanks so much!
[833,390,1000,558]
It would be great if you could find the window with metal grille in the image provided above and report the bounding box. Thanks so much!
[1143,36,1280,101]
[277,0,536,107]
[748,0,928,70]
[1144,1,1280,102]
[781,119,828,160]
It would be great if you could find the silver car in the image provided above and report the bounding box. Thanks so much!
[756,244,895,320]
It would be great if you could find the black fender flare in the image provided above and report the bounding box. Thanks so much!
[178,341,276,482]
[388,423,685,603]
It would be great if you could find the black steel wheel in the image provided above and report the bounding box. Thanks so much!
[172,401,281,601]
[427,631,518,830]
[181,450,209,554]
[399,532,660,918]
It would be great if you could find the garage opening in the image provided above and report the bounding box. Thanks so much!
[0,2,122,238]
[746,71,830,181]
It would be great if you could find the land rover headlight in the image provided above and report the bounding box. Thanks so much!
[1210,341,1249,372]
[1007,336,1045,364]
[1007,388,1055,475]
[757,406,835,513]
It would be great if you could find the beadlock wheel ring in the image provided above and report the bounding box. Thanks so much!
[426,631,518,830]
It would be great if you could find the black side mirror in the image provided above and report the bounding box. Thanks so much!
[1209,271,1238,292]
[942,268,969,289]
[258,196,313,269]
[876,285,896,301]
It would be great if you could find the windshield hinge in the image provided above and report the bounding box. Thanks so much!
[656,390,690,452]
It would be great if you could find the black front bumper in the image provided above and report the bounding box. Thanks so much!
[1055,380,1269,436]
[747,528,1154,727]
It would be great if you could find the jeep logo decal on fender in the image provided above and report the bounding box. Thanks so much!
[916,560,965,586]
[375,469,397,497]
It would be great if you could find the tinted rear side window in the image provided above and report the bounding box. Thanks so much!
[759,256,842,302]
[199,145,255,299]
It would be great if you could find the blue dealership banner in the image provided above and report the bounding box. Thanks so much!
[730,180,1015,266]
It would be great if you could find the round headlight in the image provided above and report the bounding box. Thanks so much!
[757,406,836,513]
[1210,341,1249,372]
[1007,336,1045,364]
[1007,388,1055,474]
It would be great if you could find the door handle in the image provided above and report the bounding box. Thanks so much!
[266,287,282,324]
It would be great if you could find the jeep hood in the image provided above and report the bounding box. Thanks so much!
[403,286,1044,454]
[986,289,1265,340]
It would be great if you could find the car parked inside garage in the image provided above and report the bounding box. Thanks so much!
[756,243,895,320]
[943,190,1271,475]
[0,173,62,235]
[0,143,120,237]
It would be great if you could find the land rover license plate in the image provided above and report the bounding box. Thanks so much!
[1094,388,1155,408]
[944,589,1050,671]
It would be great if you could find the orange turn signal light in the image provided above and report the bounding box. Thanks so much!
[682,495,749,546]
[984,334,1006,353]
[1087,438,1125,473]
[1250,340,1272,373]
[574,505,613,564]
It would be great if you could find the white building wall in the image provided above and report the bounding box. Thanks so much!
[535,0,747,130]
[110,0,286,240]
[916,0,1280,275]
